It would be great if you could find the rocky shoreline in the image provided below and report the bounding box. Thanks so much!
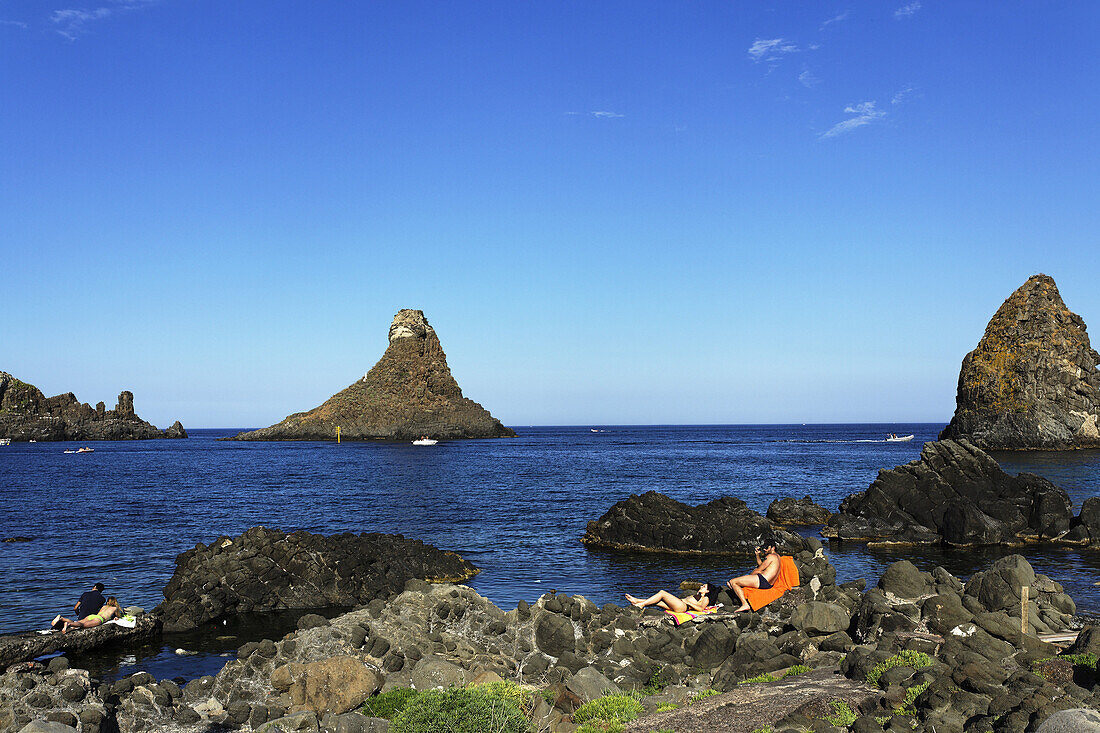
[3,542,1096,733]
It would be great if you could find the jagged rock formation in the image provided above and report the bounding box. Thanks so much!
[158,527,480,631]
[230,309,514,441]
[822,439,1075,546]
[0,372,187,441]
[940,274,1100,450]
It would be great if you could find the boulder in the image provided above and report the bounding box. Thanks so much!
[0,614,161,668]
[158,527,478,631]
[767,495,831,525]
[0,372,186,441]
[566,667,620,703]
[410,655,466,690]
[878,560,934,599]
[582,491,798,555]
[229,309,514,441]
[822,439,1074,546]
[283,656,383,716]
[940,274,1100,450]
[534,613,575,657]
[789,602,850,636]
[1038,708,1100,732]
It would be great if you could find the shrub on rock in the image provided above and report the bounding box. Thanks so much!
[390,687,530,733]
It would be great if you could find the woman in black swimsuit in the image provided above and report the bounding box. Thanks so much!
[726,544,780,612]
[625,582,722,613]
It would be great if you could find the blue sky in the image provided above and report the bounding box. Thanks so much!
[2,1,1098,428]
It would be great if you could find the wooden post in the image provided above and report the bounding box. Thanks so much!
[1021,585,1029,636]
[337,426,341,444]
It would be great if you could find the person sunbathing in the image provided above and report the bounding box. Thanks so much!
[727,544,781,612]
[52,597,121,633]
[625,583,721,613]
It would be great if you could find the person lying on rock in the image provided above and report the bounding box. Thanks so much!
[625,582,721,613]
[52,597,121,633]
[727,544,780,612]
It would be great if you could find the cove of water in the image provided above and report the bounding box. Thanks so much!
[2,424,1098,681]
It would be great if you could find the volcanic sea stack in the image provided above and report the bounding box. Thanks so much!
[0,371,187,441]
[231,309,514,441]
[940,274,1100,450]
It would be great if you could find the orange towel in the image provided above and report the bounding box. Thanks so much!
[742,555,800,611]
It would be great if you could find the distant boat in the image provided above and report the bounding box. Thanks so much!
[886,434,914,442]
[412,439,438,446]
[29,440,36,443]
[64,449,76,454]
[0,438,10,446]
[76,447,94,453]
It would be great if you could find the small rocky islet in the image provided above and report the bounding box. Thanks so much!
[941,273,1100,451]
[0,372,186,441]
[229,309,514,442]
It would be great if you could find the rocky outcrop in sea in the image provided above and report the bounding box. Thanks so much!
[822,439,1081,547]
[767,495,832,526]
[158,527,480,632]
[2,551,1093,733]
[229,309,514,441]
[940,274,1100,450]
[581,491,782,556]
[0,373,186,441]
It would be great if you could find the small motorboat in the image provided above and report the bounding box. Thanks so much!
[76,447,95,453]
[29,439,36,443]
[64,449,77,454]
[0,438,10,446]
[886,434,914,442]
[412,438,438,446]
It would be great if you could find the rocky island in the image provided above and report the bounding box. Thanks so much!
[0,372,186,441]
[940,274,1100,450]
[230,309,514,441]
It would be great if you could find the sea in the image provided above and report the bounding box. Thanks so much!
[2,424,1099,682]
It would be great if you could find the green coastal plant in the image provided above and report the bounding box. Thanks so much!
[822,700,857,727]
[738,664,811,685]
[573,694,644,725]
[654,702,679,712]
[471,679,533,714]
[360,687,420,719]
[689,688,719,703]
[390,687,531,733]
[866,650,933,688]
[895,681,931,716]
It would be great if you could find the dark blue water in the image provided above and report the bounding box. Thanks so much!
[2,424,1099,680]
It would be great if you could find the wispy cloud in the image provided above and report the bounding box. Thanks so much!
[894,2,921,19]
[1,19,29,28]
[798,69,819,88]
[565,111,625,119]
[820,11,850,29]
[747,38,799,63]
[51,1,156,39]
[892,85,915,105]
[819,101,886,139]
